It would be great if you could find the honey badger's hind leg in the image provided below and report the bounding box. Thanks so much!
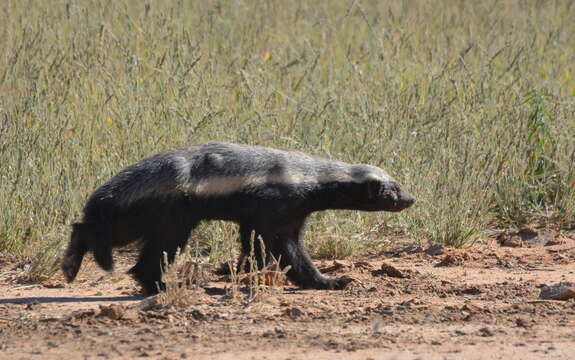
[129,206,199,295]
[262,219,353,290]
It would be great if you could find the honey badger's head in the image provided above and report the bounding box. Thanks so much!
[349,164,415,212]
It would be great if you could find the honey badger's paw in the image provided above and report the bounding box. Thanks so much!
[307,276,354,290]
[328,276,355,290]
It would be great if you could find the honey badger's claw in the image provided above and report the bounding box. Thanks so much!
[331,277,355,290]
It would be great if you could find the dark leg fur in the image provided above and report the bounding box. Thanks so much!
[91,225,114,272]
[61,223,90,282]
[129,240,165,294]
[238,224,267,273]
[260,219,353,290]
[129,208,198,295]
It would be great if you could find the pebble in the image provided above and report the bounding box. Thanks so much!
[425,244,445,256]
[380,263,406,278]
[502,236,523,248]
[539,282,575,300]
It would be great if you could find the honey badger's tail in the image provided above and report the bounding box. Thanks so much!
[61,222,113,282]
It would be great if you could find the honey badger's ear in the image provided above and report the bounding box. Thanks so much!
[366,178,381,198]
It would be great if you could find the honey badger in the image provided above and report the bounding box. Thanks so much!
[62,141,415,294]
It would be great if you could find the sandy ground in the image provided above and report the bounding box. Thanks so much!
[1,230,574,360]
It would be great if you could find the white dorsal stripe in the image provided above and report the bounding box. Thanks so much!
[183,169,389,197]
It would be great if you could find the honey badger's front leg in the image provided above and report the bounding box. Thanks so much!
[237,223,266,273]
[260,219,353,290]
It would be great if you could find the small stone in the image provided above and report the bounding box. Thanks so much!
[518,225,538,236]
[497,226,553,247]
[262,270,288,287]
[515,317,531,328]
[435,251,469,267]
[379,263,406,278]
[539,282,575,300]
[479,327,494,337]
[285,307,303,318]
[190,309,206,321]
[42,281,65,289]
[545,238,564,246]
[98,304,125,320]
[274,327,286,338]
[40,313,70,322]
[25,302,40,310]
[353,261,374,270]
[121,309,139,322]
[401,243,423,254]
[502,236,523,248]
[319,261,350,274]
[461,287,483,295]
[461,303,481,312]
[524,229,553,247]
[371,316,384,334]
[425,244,445,256]
[139,295,161,311]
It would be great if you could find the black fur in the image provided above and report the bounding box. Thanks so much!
[62,142,415,294]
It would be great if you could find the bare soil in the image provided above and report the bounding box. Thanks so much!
[1,231,574,360]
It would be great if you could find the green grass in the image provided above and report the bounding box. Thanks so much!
[1,1,574,277]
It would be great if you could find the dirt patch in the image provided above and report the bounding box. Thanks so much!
[1,235,575,359]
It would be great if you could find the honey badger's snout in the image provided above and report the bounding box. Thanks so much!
[396,186,416,210]
[382,181,416,211]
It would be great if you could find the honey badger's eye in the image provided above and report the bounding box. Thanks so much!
[366,179,381,198]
